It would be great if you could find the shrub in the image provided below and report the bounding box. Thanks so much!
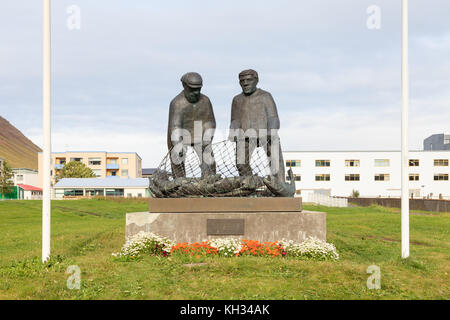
[112,232,174,260]
[351,189,360,198]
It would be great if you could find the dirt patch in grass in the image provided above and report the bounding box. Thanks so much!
[358,235,432,246]
[53,205,101,217]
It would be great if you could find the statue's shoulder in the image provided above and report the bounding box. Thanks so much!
[257,88,273,98]
[199,93,212,105]
[256,89,276,106]
[232,93,245,104]
[170,92,186,108]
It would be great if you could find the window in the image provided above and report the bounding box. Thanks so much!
[109,158,118,164]
[315,160,330,167]
[375,174,390,181]
[434,159,449,166]
[70,157,83,162]
[88,158,101,165]
[286,160,301,167]
[286,175,300,181]
[122,169,129,177]
[409,174,420,181]
[315,174,330,181]
[86,189,104,196]
[16,174,24,182]
[138,193,142,198]
[434,174,449,181]
[127,193,132,198]
[374,159,390,167]
[64,189,83,196]
[345,174,360,181]
[92,169,101,177]
[409,159,419,167]
[106,189,124,196]
[121,158,128,165]
[345,160,360,167]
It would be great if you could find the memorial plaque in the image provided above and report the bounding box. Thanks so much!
[207,219,245,235]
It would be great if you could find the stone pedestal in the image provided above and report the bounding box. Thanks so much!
[125,197,326,243]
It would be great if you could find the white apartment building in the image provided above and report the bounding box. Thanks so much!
[283,150,450,199]
[12,168,39,187]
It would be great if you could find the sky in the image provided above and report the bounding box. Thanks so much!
[1,0,449,167]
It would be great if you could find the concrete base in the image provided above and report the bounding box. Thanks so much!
[148,197,303,213]
[126,210,326,243]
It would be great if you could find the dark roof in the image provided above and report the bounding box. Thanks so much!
[142,168,157,175]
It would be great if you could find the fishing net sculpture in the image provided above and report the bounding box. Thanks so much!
[149,140,295,198]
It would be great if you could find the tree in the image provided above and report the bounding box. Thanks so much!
[55,161,96,182]
[0,161,14,200]
[351,189,360,198]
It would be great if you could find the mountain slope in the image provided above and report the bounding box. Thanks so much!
[0,116,42,170]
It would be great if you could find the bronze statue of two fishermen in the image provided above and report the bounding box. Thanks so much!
[150,69,295,198]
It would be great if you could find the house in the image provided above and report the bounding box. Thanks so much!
[17,184,43,200]
[53,178,150,199]
[12,168,39,187]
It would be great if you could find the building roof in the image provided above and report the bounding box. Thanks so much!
[142,168,157,175]
[54,178,149,188]
[284,150,450,153]
[38,151,142,159]
[18,184,42,192]
[12,168,38,173]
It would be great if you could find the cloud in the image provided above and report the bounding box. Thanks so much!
[1,0,449,168]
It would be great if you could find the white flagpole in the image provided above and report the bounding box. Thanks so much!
[401,0,410,259]
[42,0,51,263]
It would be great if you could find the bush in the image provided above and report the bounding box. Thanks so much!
[351,189,360,198]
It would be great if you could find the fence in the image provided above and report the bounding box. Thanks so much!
[0,186,24,200]
[306,193,348,207]
[348,197,450,213]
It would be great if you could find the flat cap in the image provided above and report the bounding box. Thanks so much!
[181,72,203,88]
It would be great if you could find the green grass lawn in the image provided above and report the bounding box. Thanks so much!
[0,198,448,300]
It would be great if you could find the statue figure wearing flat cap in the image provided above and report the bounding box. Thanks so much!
[229,69,286,182]
[168,72,216,178]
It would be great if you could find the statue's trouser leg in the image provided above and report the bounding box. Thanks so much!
[195,143,216,179]
[236,139,256,176]
[266,139,285,182]
[169,145,187,178]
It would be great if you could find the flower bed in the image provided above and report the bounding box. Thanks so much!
[113,231,339,261]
